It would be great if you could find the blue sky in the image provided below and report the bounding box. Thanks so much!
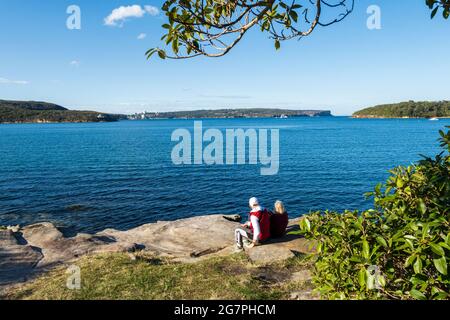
[0,0,449,115]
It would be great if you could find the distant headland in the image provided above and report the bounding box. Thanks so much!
[128,108,332,120]
[0,101,333,123]
[0,100,124,124]
[353,101,450,119]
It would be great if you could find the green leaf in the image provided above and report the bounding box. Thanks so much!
[376,236,388,248]
[410,289,426,300]
[417,199,427,214]
[410,275,425,285]
[430,243,445,256]
[349,255,363,263]
[274,40,280,50]
[157,50,166,59]
[172,40,179,54]
[405,254,416,268]
[289,10,298,23]
[413,257,423,274]
[404,238,415,250]
[426,0,436,9]
[433,256,448,275]
[145,48,158,59]
[378,275,386,288]
[362,240,370,259]
[438,241,450,250]
[431,6,439,19]
[435,292,449,300]
[358,268,366,288]
[299,217,311,232]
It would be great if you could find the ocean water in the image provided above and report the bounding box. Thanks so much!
[0,117,449,235]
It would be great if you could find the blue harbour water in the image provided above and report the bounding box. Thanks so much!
[0,117,449,235]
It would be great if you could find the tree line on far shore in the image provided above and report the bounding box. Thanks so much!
[0,100,123,123]
[353,101,450,118]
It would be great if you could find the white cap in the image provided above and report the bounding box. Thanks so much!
[249,197,259,207]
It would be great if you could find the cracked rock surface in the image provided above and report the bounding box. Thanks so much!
[0,215,313,288]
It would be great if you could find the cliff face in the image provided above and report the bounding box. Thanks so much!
[306,110,332,117]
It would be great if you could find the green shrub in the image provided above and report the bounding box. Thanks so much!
[300,127,450,300]
[353,101,450,118]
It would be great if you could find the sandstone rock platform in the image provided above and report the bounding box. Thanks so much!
[0,215,314,288]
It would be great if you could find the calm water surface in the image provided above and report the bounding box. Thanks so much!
[0,117,448,235]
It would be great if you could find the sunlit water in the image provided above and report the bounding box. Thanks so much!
[0,117,448,235]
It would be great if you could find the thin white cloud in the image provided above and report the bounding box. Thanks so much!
[0,77,29,85]
[137,33,147,40]
[69,60,80,67]
[144,5,159,16]
[104,5,159,27]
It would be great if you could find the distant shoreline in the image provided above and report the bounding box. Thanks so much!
[3,116,450,125]
[0,116,337,125]
[0,99,125,124]
[352,101,450,119]
[0,120,120,125]
[127,108,333,120]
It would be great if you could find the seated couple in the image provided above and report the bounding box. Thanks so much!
[234,197,289,250]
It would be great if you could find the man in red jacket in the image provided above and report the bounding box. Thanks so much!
[235,197,271,250]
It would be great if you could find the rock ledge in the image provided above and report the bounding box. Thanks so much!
[0,215,313,287]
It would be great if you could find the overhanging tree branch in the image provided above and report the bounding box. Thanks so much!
[147,0,448,60]
[146,0,355,60]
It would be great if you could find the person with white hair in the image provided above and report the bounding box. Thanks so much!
[235,197,271,250]
[270,200,289,238]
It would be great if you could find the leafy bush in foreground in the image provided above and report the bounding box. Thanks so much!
[300,127,450,300]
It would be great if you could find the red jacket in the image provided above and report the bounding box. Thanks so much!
[249,209,271,241]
